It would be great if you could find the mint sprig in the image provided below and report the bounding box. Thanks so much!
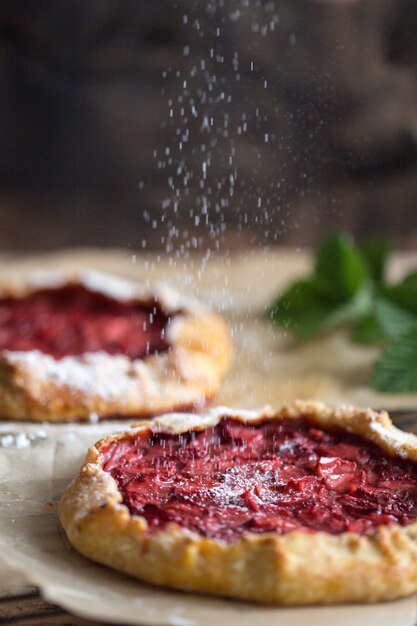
[269,234,373,340]
[371,329,417,392]
[314,233,369,300]
[269,233,417,393]
[360,237,391,285]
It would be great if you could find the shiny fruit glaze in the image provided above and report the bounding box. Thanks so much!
[0,286,169,359]
[102,418,417,542]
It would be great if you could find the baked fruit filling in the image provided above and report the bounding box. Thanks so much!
[102,417,417,542]
[0,286,170,359]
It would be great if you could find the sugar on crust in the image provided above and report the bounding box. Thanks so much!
[59,401,417,605]
[0,270,232,421]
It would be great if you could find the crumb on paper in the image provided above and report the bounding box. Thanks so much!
[169,611,198,626]
[0,430,47,449]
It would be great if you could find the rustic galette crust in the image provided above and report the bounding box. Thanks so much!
[59,401,417,605]
[0,271,231,421]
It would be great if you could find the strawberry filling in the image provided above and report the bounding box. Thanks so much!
[102,418,417,541]
[0,286,169,359]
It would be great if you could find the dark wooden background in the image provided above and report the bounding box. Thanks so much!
[0,0,417,252]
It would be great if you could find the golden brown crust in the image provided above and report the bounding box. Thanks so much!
[0,271,232,421]
[59,401,417,605]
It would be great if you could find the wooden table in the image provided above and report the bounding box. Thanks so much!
[0,588,107,625]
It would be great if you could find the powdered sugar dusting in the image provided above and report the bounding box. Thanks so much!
[6,350,161,401]
[0,269,203,314]
[0,429,47,448]
[152,405,273,434]
[105,415,417,541]
[169,608,197,626]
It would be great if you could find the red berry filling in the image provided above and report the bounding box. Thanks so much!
[102,418,417,541]
[0,286,169,359]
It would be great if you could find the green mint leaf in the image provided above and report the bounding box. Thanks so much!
[371,327,417,392]
[351,314,385,345]
[269,232,417,393]
[350,295,414,345]
[374,298,417,339]
[269,280,334,339]
[324,284,373,326]
[360,237,391,284]
[383,271,417,315]
[314,233,369,301]
[269,280,372,340]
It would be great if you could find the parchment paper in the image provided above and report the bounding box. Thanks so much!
[0,248,417,625]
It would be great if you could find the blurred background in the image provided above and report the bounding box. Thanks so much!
[0,0,416,252]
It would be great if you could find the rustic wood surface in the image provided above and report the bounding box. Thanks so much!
[0,588,116,625]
